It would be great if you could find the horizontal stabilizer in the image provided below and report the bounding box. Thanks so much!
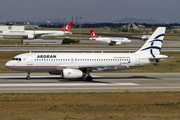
[148,55,168,62]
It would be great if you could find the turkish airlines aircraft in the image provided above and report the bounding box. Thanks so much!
[5,27,168,81]
[1,21,73,39]
[89,30,131,46]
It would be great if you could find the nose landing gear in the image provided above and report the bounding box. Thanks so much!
[26,72,31,80]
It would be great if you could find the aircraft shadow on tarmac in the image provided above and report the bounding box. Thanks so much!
[93,76,157,80]
[59,79,111,84]
[1,77,111,84]
[1,76,158,84]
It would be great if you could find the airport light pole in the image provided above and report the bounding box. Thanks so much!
[64,18,65,39]
[79,17,82,44]
[33,17,35,39]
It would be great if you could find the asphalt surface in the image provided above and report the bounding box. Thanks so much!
[0,73,180,93]
[0,39,180,52]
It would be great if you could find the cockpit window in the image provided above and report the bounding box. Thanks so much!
[12,58,21,61]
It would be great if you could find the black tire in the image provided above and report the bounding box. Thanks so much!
[26,76,30,80]
[86,76,92,81]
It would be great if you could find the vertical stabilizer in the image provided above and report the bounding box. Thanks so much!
[136,27,166,57]
[62,21,73,32]
[90,30,99,38]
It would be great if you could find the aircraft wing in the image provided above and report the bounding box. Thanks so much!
[109,38,131,42]
[109,38,131,45]
[109,39,121,42]
[58,63,126,72]
[67,64,118,68]
[33,32,57,38]
[35,32,56,36]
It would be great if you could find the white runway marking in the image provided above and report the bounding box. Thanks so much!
[0,83,138,87]
[118,87,180,89]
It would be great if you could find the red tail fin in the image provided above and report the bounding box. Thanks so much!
[62,21,73,32]
[90,30,99,38]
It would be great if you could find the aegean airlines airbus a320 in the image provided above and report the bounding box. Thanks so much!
[5,27,168,81]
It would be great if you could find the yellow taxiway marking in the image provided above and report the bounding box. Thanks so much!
[114,88,127,93]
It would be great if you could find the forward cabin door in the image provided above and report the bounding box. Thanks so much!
[27,55,33,65]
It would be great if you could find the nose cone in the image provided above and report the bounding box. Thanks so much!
[5,61,12,69]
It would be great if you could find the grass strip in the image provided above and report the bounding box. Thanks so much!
[0,92,180,119]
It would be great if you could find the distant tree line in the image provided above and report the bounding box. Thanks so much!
[39,23,180,29]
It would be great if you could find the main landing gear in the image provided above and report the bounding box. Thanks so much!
[86,73,92,81]
[26,72,31,80]
[109,43,114,46]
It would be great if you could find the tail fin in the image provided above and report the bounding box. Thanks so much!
[90,30,99,38]
[136,27,166,57]
[62,21,73,32]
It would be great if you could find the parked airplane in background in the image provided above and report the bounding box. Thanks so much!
[5,27,168,81]
[0,21,73,39]
[89,30,131,46]
[141,35,151,41]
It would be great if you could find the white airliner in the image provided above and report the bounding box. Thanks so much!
[5,27,168,81]
[141,35,151,41]
[0,21,73,39]
[89,30,131,46]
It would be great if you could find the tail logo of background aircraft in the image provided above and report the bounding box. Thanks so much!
[8,26,12,30]
[141,34,164,57]
[92,32,96,37]
[65,25,70,31]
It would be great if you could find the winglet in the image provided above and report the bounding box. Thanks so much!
[62,21,73,32]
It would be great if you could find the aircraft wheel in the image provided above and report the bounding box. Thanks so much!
[26,76,30,80]
[86,76,93,81]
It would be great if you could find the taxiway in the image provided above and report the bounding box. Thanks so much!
[0,39,180,52]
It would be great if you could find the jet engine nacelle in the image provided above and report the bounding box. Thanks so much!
[62,69,84,79]
[116,42,121,45]
[27,34,34,39]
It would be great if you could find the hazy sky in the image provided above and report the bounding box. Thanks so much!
[0,0,180,23]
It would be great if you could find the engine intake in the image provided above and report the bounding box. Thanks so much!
[27,34,34,39]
